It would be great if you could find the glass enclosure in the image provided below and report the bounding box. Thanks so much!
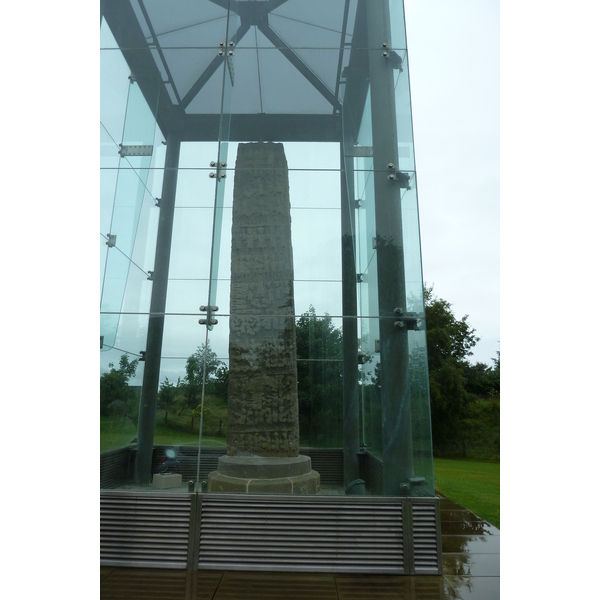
[100,0,434,497]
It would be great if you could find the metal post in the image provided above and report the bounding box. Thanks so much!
[366,0,413,495]
[135,132,181,484]
[340,145,361,491]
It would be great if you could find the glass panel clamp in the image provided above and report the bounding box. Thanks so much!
[199,305,219,327]
[387,168,411,189]
[106,234,116,247]
[139,351,146,361]
[394,308,420,331]
[147,271,154,281]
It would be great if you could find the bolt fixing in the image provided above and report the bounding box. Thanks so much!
[209,172,216,178]
[210,161,216,167]
[388,162,394,169]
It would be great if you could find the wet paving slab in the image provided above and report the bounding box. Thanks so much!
[443,575,500,600]
[442,553,500,578]
[440,510,485,522]
[442,535,500,554]
[441,520,499,536]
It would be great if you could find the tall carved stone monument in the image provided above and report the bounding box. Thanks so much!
[208,142,320,494]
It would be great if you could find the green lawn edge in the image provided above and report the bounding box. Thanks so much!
[434,457,500,528]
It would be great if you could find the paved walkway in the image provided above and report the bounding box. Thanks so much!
[100,493,499,599]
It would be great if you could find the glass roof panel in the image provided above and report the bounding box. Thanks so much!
[271,0,347,36]
[141,0,228,42]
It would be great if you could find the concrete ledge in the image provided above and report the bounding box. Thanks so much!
[152,473,182,489]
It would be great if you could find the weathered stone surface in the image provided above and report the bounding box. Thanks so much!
[216,455,312,479]
[227,142,299,458]
[207,471,321,495]
[207,143,319,495]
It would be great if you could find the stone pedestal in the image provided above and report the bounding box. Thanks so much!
[207,142,319,494]
[208,455,320,494]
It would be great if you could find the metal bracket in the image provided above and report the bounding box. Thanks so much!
[119,144,153,157]
[354,199,362,209]
[139,351,146,362]
[100,335,104,349]
[106,234,116,247]
[147,271,154,281]
[393,309,420,331]
[199,305,219,327]
[383,51,403,70]
[154,197,161,207]
[356,273,364,283]
[388,171,411,189]
[346,146,373,158]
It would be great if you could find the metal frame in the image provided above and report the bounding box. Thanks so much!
[101,1,441,574]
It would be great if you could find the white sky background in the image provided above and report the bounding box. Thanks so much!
[404,0,500,365]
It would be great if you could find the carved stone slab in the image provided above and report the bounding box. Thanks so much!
[227,143,300,457]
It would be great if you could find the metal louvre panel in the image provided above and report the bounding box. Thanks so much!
[100,447,133,489]
[302,448,344,485]
[198,496,404,573]
[411,501,439,573]
[100,492,192,568]
[152,445,226,481]
[364,452,384,495]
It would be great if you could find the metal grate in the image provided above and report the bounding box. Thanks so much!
[411,501,440,573]
[364,452,384,495]
[100,492,192,568]
[100,447,134,489]
[198,495,404,574]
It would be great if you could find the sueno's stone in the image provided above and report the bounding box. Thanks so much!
[207,143,319,494]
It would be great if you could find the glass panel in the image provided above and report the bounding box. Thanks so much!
[100,79,160,349]
[100,0,435,497]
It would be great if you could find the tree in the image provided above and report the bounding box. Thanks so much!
[424,285,479,449]
[100,354,139,417]
[183,342,228,408]
[295,306,344,446]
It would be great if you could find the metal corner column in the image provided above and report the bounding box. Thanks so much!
[340,144,361,490]
[135,132,181,483]
[366,0,413,496]
[402,499,415,574]
[187,493,202,571]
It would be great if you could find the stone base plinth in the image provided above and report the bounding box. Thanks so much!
[152,473,182,489]
[207,455,320,495]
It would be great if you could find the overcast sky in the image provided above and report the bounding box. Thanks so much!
[404,0,500,365]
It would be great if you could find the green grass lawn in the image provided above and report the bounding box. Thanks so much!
[434,457,500,528]
[100,419,226,453]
